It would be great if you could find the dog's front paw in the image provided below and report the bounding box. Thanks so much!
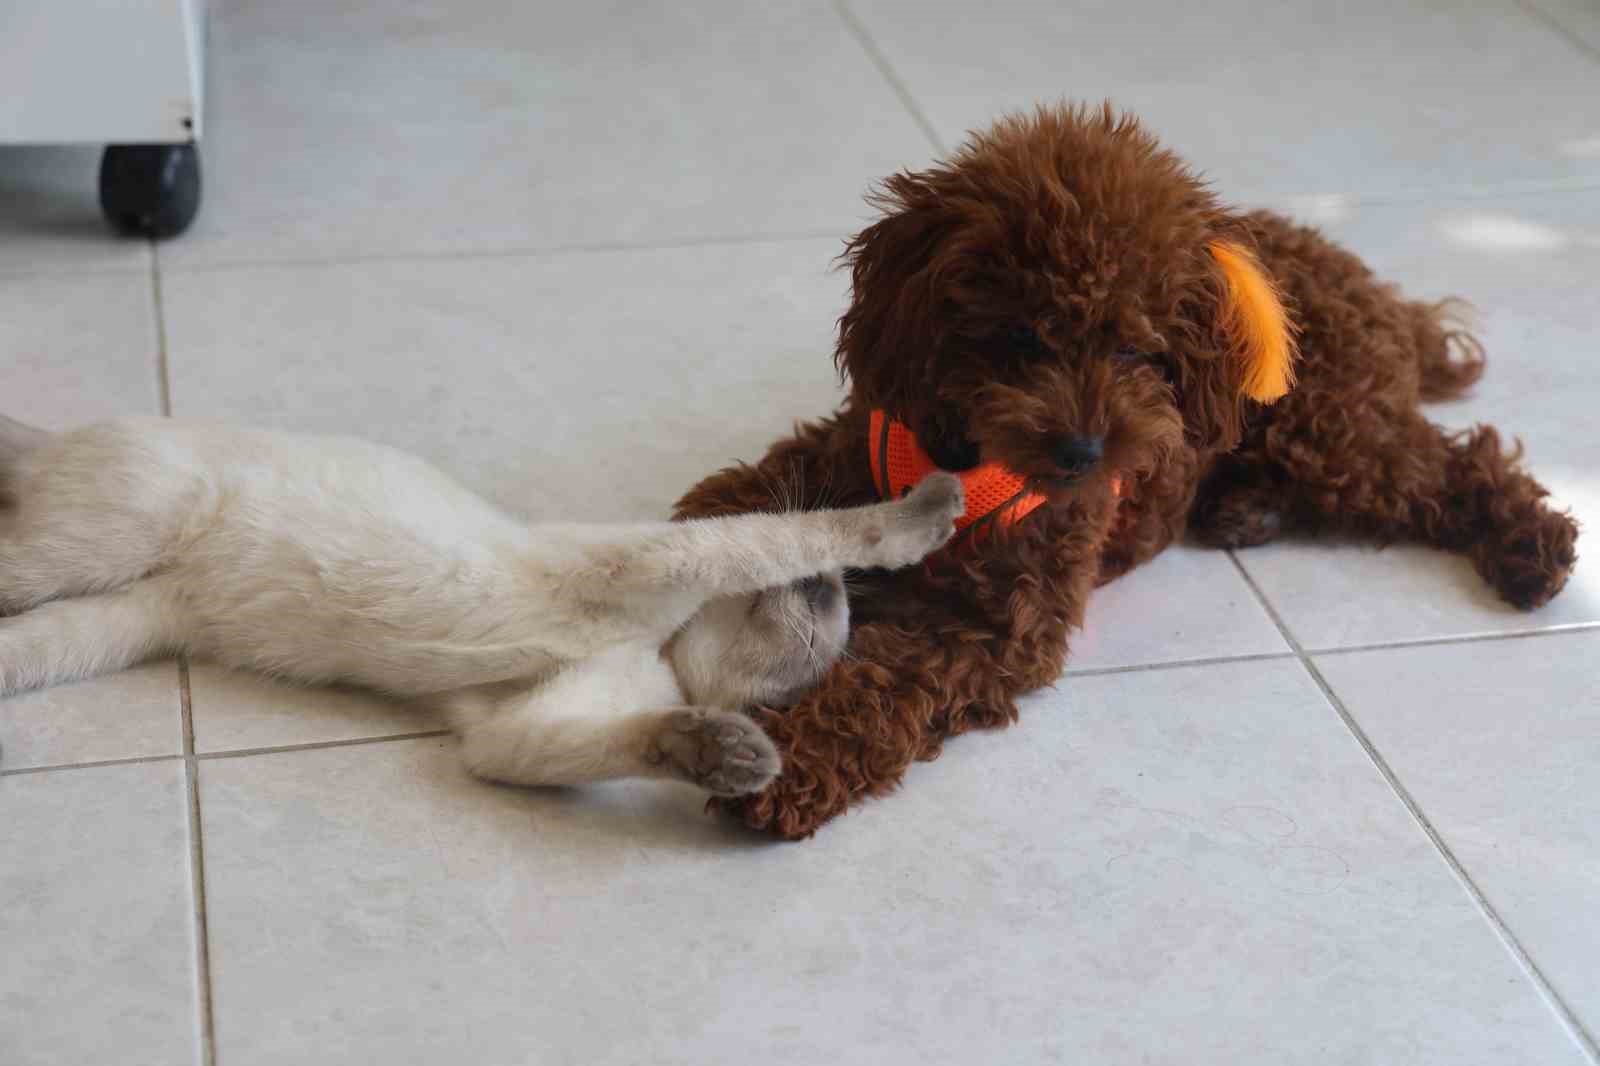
[863,472,965,568]
[1191,491,1284,549]
[650,709,781,796]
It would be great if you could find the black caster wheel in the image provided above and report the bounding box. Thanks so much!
[99,143,202,239]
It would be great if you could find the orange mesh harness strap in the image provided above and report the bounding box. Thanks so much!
[868,410,1048,546]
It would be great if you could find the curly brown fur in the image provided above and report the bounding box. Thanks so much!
[675,103,1579,838]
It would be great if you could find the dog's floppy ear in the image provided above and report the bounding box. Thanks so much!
[836,171,954,415]
[1208,240,1296,403]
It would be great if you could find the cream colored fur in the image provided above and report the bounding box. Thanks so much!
[0,415,963,796]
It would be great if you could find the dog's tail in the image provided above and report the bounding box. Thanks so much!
[0,414,50,497]
[1413,299,1487,402]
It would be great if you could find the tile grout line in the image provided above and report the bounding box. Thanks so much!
[1236,173,1600,212]
[154,228,848,278]
[155,244,217,1066]
[97,177,1600,283]
[1,725,453,776]
[151,243,174,417]
[6,621,1589,776]
[1309,620,1600,658]
[1226,550,1600,1062]
[194,729,452,762]
[9,621,1593,775]
[1064,650,1296,679]
[0,261,154,283]
[1060,621,1595,680]
[1515,0,1600,64]
[178,660,218,1066]
[832,0,946,156]
[0,752,184,776]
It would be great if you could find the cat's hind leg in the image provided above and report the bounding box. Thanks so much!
[445,663,780,796]
[1,421,194,614]
[455,701,779,796]
[0,576,185,697]
[640,707,782,796]
[0,518,162,614]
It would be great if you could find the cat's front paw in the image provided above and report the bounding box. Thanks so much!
[650,709,781,796]
[862,472,965,569]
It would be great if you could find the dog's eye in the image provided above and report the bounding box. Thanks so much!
[1005,325,1052,359]
[1110,346,1145,360]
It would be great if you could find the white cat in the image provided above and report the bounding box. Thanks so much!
[0,415,963,795]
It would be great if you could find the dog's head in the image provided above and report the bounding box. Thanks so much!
[836,104,1295,502]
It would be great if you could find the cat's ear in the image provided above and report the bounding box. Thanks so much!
[1209,240,1297,403]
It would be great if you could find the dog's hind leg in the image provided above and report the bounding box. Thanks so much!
[1232,214,1574,604]
[1268,409,1576,610]
[0,576,185,697]
[1428,424,1576,609]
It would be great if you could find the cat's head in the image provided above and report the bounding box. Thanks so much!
[667,572,849,711]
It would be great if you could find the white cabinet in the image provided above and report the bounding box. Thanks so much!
[0,0,206,235]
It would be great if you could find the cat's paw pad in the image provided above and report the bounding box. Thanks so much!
[651,709,781,796]
[867,473,964,568]
[902,472,965,524]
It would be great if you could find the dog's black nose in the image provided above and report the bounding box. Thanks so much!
[1051,434,1104,475]
[796,575,839,611]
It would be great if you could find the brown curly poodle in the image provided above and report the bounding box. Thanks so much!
[674,103,1579,839]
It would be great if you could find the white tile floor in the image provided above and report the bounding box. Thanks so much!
[1,2,1596,1063]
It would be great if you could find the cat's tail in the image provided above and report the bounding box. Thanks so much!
[0,415,50,498]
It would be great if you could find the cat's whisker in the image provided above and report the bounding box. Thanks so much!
[751,466,784,514]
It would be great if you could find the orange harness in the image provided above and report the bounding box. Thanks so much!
[868,410,1121,551]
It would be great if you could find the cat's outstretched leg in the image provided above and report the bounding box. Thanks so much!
[443,659,780,796]
[1,423,176,614]
[0,577,184,696]
[578,473,963,610]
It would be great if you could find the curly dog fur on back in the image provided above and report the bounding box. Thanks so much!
[675,104,1579,839]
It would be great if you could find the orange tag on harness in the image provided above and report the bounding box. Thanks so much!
[869,410,1049,543]
[868,410,1125,551]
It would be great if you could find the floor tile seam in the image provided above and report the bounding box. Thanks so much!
[177,658,217,1066]
[78,173,1600,283]
[1308,621,1600,658]
[1226,551,1600,1062]
[0,752,182,776]
[152,241,173,416]
[11,627,1589,776]
[1516,0,1600,65]
[159,256,216,1063]
[1234,174,1600,210]
[1063,650,1297,679]
[2,727,455,775]
[0,262,152,283]
[193,729,453,762]
[832,0,946,155]
[151,229,849,277]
